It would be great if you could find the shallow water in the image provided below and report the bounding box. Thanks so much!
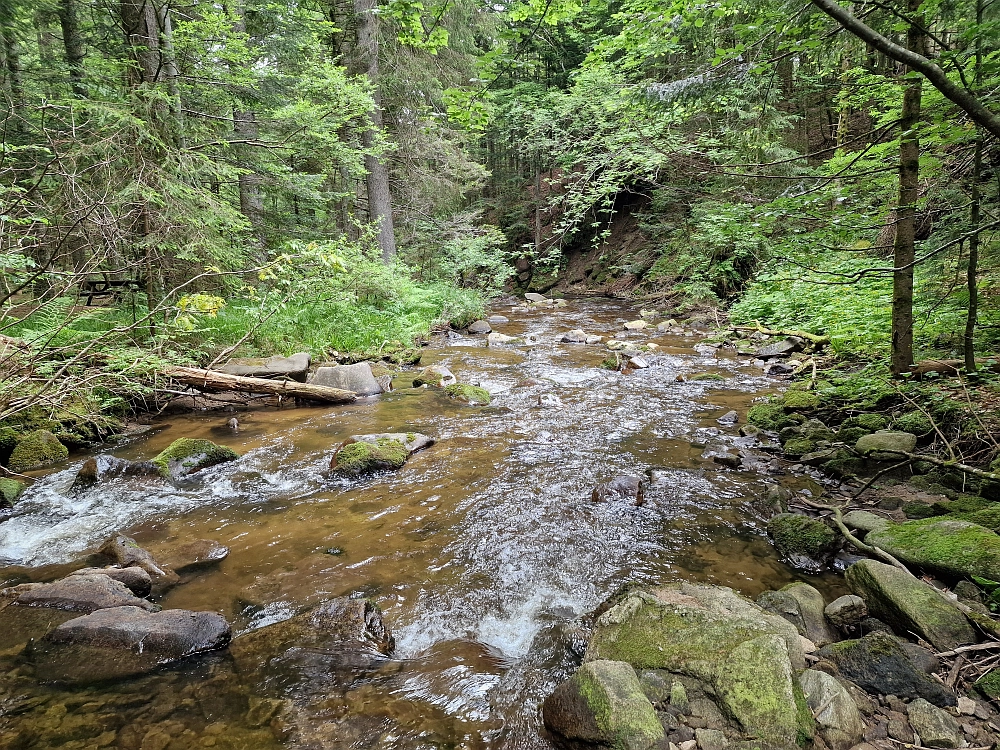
[0,298,843,750]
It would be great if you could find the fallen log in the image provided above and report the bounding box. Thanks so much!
[161,366,356,405]
[731,322,831,349]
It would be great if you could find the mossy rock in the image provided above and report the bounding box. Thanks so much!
[443,384,491,405]
[778,426,802,445]
[865,517,1000,582]
[892,411,934,437]
[902,502,940,520]
[747,403,799,431]
[822,457,865,479]
[836,426,870,445]
[688,372,726,382]
[151,438,239,481]
[781,391,820,411]
[601,355,623,371]
[0,426,18,462]
[767,514,837,571]
[974,669,1000,700]
[931,495,989,515]
[8,430,69,473]
[332,438,408,476]
[782,437,817,458]
[799,419,835,442]
[0,478,25,506]
[841,414,888,432]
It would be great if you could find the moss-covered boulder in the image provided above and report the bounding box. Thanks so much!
[767,513,838,572]
[585,585,811,748]
[542,660,664,750]
[0,478,25,506]
[331,438,409,476]
[782,437,817,458]
[7,430,69,473]
[151,438,239,481]
[841,414,888,433]
[845,559,975,651]
[892,411,934,437]
[781,391,820,411]
[864,517,1000,582]
[974,669,1000,700]
[854,430,917,459]
[747,403,799,431]
[443,383,491,405]
[835,426,870,445]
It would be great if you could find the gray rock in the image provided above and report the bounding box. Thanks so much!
[799,669,864,750]
[487,315,509,324]
[623,320,648,330]
[756,590,805,633]
[586,335,604,345]
[98,534,172,579]
[816,631,955,707]
[592,476,645,506]
[467,320,492,334]
[755,337,805,358]
[542,660,664,750]
[561,329,588,343]
[907,698,962,748]
[781,582,835,646]
[69,567,152,597]
[765,361,795,375]
[71,454,158,489]
[308,362,383,396]
[5,574,157,613]
[32,606,231,683]
[487,332,519,345]
[525,293,548,303]
[716,410,739,426]
[825,595,868,631]
[218,352,311,382]
[628,356,649,369]
[694,728,727,750]
[855,430,917,457]
[412,365,456,388]
[841,510,892,533]
[845,559,975,651]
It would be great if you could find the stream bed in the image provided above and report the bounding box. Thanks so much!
[0,298,843,750]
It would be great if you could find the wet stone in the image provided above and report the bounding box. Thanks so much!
[592,476,645,506]
[467,320,492,334]
[69,566,152,597]
[5,574,157,613]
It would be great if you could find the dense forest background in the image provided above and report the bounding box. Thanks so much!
[0,0,998,451]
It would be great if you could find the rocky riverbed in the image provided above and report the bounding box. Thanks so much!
[1,297,998,750]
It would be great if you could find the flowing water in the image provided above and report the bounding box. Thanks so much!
[0,298,844,750]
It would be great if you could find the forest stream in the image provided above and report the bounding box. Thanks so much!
[0,298,846,750]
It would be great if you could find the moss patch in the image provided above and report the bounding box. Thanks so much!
[842,414,888,432]
[767,514,836,560]
[781,391,820,411]
[975,669,1000,700]
[747,403,799,431]
[689,372,725,382]
[0,478,25,505]
[333,438,408,476]
[892,411,934,436]
[573,661,664,750]
[866,517,1000,582]
[443,384,491,405]
[151,438,239,480]
[782,437,816,458]
[8,430,69,473]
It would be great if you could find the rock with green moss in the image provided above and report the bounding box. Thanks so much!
[767,513,838,572]
[799,418,835,442]
[855,431,917,459]
[443,383,491,405]
[841,414,888,433]
[822,456,865,479]
[782,437,817,458]
[542,660,664,750]
[151,438,239,481]
[835,426,870,445]
[585,584,811,748]
[892,411,934,437]
[330,438,409,476]
[865,517,1000,582]
[7,430,69,473]
[0,478,25,506]
[974,669,1000,700]
[845,559,975,651]
[688,372,726,382]
[903,501,939,519]
[781,391,820,411]
[0,426,18,458]
[747,403,799,431]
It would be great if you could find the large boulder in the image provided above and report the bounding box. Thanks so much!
[755,337,804,358]
[798,669,864,750]
[218,352,311,381]
[845,559,974,651]
[230,597,393,693]
[817,631,956,707]
[585,585,811,748]
[542,660,664,750]
[855,431,917,458]
[151,438,239,481]
[3,574,156,613]
[865,517,1000,582]
[308,362,383,396]
[780,583,835,647]
[329,433,433,476]
[8,430,68,473]
[31,606,231,683]
[766,514,838,572]
[69,567,152,597]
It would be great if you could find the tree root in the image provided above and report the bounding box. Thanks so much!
[878,450,999,482]
[798,497,914,575]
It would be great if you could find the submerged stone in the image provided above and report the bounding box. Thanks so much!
[151,438,239,481]
[542,660,664,750]
[72,454,158,489]
[331,438,408,476]
[8,430,68,473]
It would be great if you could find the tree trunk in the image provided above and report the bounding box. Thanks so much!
[0,4,26,134]
[964,0,983,374]
[57,0,86,98]
[230,5,264,241]
[890,0,924,376]
[119,0,181,144]
[353,0,396,263]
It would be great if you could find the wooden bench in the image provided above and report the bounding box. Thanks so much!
[80,273,144,306]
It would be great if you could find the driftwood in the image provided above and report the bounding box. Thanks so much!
[731,322,831,349]
[162,366,357,405]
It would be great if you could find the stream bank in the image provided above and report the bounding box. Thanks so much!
[0,297,998,750]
